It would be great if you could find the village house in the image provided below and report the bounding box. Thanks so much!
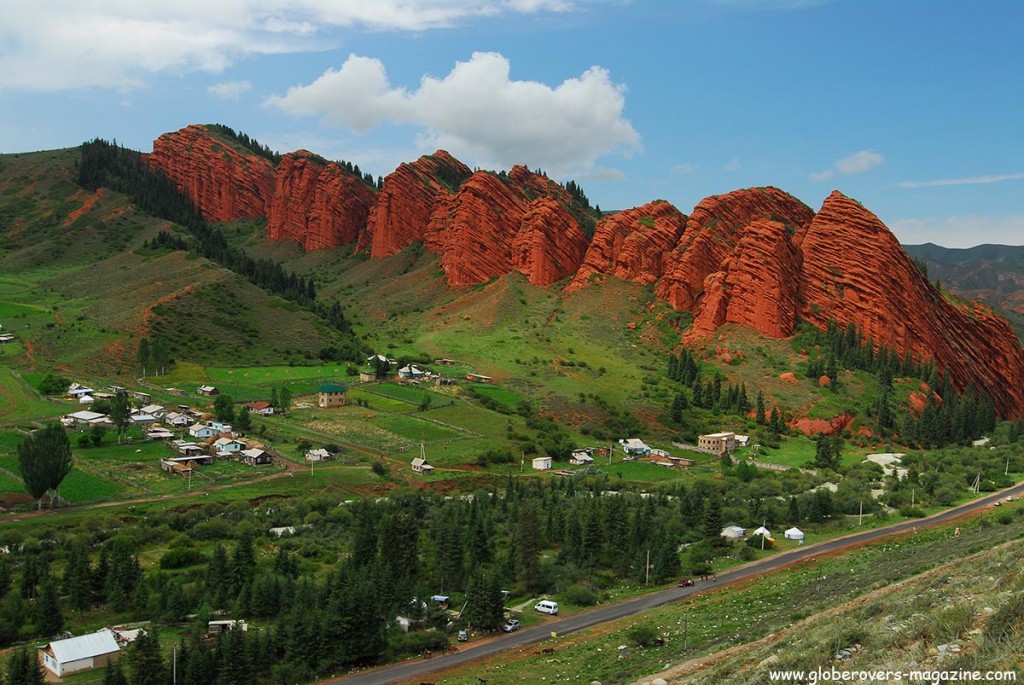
[465,373,493,383]
[305,448,332,463]
[129,411,158,425]
[721,525,746,542]
[317,383,348,408]
[398,365,426,380]
[132,391,152,403]
[139,404,165,418]
[40,629,121,678]
[698,432,737,454]
[212,437,246,455]
[63,410,112,427]
[411,457,435,474]
[196,385,219,396]
[163,411,194,428]
[247,401,274,416]
[242,448,272,466]
[207,620,248,638]
[173,441,205,457]
[188,423,218,440]
[66,383,95,398]
[620,438,652,457]
[145,426,175,441]
[0,333,15,344]
[569,449,595,466]
[532,456,553,471]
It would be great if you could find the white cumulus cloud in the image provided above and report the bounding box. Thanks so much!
[266,51,641,176]
[208,80,252,100]
[811,149,884,182]
[0,1,584,91]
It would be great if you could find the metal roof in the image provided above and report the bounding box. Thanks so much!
[46,629,120,664]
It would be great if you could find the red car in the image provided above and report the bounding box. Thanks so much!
[677,578,695,587]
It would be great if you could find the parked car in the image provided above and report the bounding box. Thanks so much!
[502,619,521,632]
[677,578,695,587]
[457,629,468,642]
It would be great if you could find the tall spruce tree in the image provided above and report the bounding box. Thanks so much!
[16,423,73,510]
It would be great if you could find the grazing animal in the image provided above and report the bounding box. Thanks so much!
[541,647,556,654]
[444,645,460,654]
[420,650,433,659]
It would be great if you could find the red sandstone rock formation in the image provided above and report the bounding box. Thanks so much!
[512,198,590,287]
[147,124,276,223]
[267,152,376,250]
[657,187,815,312]
[684,219,803,342]
[799,191,1024,418]
[427,167,592,287]
[567,201,687,290]
[359,150,472,257]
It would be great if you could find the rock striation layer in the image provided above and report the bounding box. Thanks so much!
[267,152,376,250]
[147,125,276,223]
[799,191,1024,418]
[568,201,687,290]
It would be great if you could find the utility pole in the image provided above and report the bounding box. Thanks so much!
[858,500,863,527]
[645,549,650,586]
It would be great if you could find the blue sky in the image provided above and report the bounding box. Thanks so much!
[1,0,1021,247]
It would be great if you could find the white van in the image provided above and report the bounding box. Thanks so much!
[534,600,559,615]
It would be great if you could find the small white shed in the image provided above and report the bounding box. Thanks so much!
[720,525,746,541]
[532,456,552,471]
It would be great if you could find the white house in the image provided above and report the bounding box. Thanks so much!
[247,401,274,416]
[164,411,194,428]
[411,457,435,474]
[146,427,175,441]
[620,438,651,457]
[188,424,218,439]
[398,365,426,379]
[784,527,805,542]
[40,629,121,677]
[720,525,746,541]
[532,456,553,471]
[305,448,331,463]
[213,437,246,454]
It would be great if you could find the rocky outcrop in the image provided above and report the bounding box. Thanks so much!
[359,150,472,257]
[147,124,276,223]
[512,198,590,287]
[799,191,1024,418]
[267,152,376,250]
[567,201,687,290]
[427,167,592,287]
[685,220,803,342]
[657,187,814,312]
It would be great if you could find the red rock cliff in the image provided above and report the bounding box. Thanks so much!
[657,187,815,311]
[426,166,592,287]
[359,150,472,257]
[685,219,803,342]
[567,201,687,290]
[799,191,1024,418]
[267,152,376,250]
[147,124,276,223]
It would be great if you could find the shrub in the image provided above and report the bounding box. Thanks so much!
[626,624,660,648]
[899,506,926,518]
[562,583,598,607]
[371,461,389,477]
[159,547,207,569]
[387,629,449,659]
[984,593,1024,644]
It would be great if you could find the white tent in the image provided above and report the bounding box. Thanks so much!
[752,526,771,537]
[784,527,805,541]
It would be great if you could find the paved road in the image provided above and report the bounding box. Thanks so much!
[330,479,1024,685]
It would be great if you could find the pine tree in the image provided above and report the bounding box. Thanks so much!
[702,495,724,546]
[102,659,128,685]
[34,578,64,636]
[126,629,165,685]
[5,646,44,685]
[756,392,766,425]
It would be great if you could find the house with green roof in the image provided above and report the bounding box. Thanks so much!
[317,383,348,408]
